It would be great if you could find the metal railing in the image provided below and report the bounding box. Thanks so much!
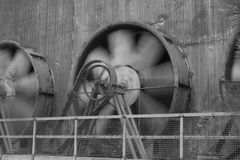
[0,112,240,159]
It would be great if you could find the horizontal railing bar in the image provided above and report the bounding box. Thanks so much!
[2,135,239,140]
[0,115,122,122]
[36,135,122,139]
[184,135,240,139]
[0,155,146,160]
[1,135,240,140]
[0,135,178,139]
[0,112,239,122]
[0,135,33,138]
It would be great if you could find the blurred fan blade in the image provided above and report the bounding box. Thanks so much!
[0,50,12,76]
[86,47,110,63]
[95,104,115,135]
[139,91,169,133]
[6,97,33,135]
[14,73,38,97]
[139,61,174,98]
[109,30,135,66]
[139,91,168,114]
[85,47,110,79]
[4,50,31,79]
[132,32,165,70]
[7,97,33,118]
[231,60,240,81]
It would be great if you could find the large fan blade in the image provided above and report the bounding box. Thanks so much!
[7,97,33,118]
[0,49,12,76]
[109,30,135,66]
[5,97,33,135]
[4,50,32,79]
[86,47,110,79]
[86,47,110,63]
[231,60,240,81]
[139,91,169,133]
[132,32,165,70]
[14,73,38,97]
[139,61,174,98]
[139,91,168,114]
[95,104,115,135]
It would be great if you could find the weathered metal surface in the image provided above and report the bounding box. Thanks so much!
[0,0,236,158]
[0,0,74,117]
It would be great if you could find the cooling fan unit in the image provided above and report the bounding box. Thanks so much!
[0,41,54,153]
[57,22,191,158]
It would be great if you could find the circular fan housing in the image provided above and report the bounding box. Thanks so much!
[221,28,240,107]
[72,22,191,114]
[0,41,54,139]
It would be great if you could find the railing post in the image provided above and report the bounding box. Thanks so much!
[74,119,78,159]
[32,119,37,159]
[122,116,126,160]
[180,116,184,159]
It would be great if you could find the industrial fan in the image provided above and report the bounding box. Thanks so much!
[81,29,172,135]
[0,41,54,153]
[59,22,191,158]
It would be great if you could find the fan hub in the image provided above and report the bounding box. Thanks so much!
[115,66,140,106]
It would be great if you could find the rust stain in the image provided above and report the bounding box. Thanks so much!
[153,0,186,24]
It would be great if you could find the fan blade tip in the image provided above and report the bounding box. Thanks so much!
[86,47,110,63]
[4,49,32,80]
[108,30,136,66]
[108,29,135,50]
[0,50,12,76]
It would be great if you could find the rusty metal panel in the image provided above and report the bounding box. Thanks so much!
[184,41,229,112]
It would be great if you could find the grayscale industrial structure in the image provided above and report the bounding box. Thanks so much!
[0,0,239,160]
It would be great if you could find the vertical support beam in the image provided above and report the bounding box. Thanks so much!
[74,119,78,159]
[0,101,13,153]
[180,116,184,159]
[32,119,37,159]
[122,116,126,159]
